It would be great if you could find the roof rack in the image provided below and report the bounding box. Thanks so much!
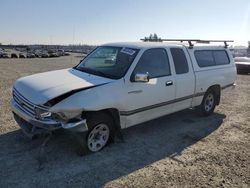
[140,38,234,48]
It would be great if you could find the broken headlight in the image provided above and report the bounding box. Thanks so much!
[35,107,52,119]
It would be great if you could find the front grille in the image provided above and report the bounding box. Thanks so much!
[13,88,36,117]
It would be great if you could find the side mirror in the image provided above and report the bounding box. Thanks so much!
[134,73,149,83]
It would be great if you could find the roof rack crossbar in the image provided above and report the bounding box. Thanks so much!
[140,38,234,48]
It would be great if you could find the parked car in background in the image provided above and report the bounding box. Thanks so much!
[41,52,49,58]
[32,50,44,58]
[11,53,18,58]
[57,49,65,56]
[0,52,10,58]
[19,53,25,58]
[234,57,250,74]
[64,52,70,56]
[26,53,36,58]
[49,53,58,57]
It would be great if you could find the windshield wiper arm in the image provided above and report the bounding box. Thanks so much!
[90,69,116,79]
[74,66,116,79]
[74,66,91,73]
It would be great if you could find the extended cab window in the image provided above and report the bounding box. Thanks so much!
[195,50,230,67]
[170,48,189,74]
[133,48,171,78]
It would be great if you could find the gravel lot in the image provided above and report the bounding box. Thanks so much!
[0,56,249,188]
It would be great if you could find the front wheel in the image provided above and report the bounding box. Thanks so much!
[87,123,110,152]
[76,112,115,155]
[197,90,216,116]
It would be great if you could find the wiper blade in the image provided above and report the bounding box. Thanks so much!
[90,69,117,79]
[74,66,116,79]
[74,66,91,73]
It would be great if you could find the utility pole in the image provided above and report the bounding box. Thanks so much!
[247,41,250,57]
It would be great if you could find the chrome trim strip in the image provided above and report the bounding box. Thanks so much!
[120,82,235,116]
[120,93,203,116]
[128,90,143,94]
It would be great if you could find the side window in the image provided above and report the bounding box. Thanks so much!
[195,51,215,67]
[213,51,230,65]
[195,50,230,67]
[133,48,171,78]
[170,48,189,74]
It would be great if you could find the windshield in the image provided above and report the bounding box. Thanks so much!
[75,46,139,79]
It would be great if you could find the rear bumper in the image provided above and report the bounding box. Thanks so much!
[11,98,88,137]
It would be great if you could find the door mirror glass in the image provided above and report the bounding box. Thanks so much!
[134,73,149,82]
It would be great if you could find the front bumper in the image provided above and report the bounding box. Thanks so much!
[11,98,88,137]
[11,98,61,130]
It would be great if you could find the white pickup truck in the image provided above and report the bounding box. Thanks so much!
[11,40,236,152]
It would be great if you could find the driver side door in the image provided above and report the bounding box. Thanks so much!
[122,48,176,128]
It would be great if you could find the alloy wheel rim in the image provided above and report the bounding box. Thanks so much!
[204,93,214,112]
[87,123,110,152]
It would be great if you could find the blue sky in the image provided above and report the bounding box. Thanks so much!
[0,0,250,46]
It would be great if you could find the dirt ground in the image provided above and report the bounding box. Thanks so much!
[0,56,249,188]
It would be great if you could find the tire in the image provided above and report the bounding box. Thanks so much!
[76,112,115,155]
[197,89,217,116]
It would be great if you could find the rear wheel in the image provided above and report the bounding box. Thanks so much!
[197,90,217,116]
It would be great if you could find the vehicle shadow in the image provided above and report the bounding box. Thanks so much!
[0,109,226,187]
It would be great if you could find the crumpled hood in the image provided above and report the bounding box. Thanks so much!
[14,68,113,105]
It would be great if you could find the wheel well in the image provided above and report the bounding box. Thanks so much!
[85,108,121,131]
[206,85,221,105]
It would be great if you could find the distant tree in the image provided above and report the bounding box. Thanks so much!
[143,33,162,42]
[153,33,158,40]
[0,43,2,45]
[149,34,153,39]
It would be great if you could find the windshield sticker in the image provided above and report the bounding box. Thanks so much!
[121,48,136,56]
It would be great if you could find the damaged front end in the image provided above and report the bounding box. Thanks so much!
[52,110,88,132]
[11,88,88,138]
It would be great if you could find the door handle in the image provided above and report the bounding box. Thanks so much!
[165,80,173,86]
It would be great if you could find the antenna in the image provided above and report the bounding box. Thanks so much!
[71,26,75,64]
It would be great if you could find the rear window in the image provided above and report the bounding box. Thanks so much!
[213,51,230,65]
[195,50,230,67]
